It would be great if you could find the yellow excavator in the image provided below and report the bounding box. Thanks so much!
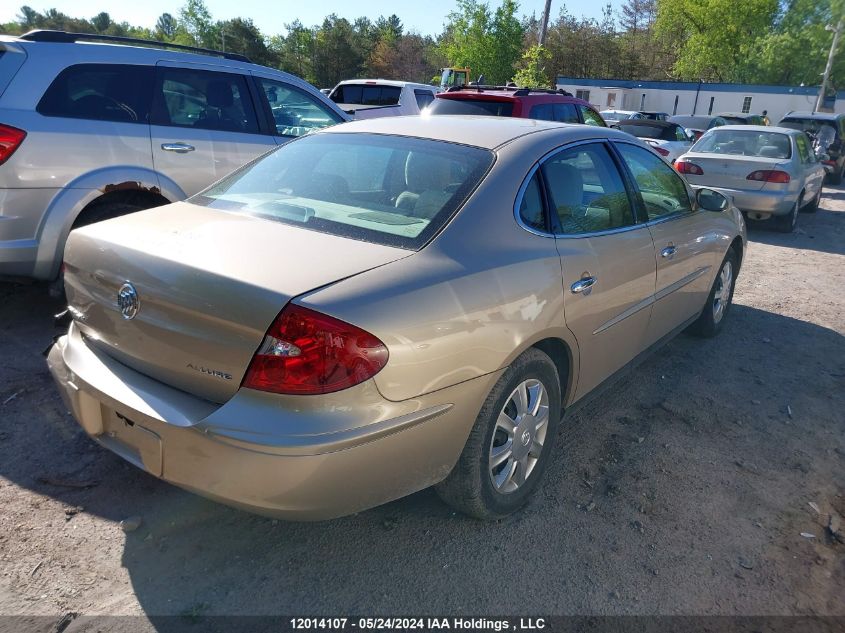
[439,67,471,90]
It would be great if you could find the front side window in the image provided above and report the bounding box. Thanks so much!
[37,64,154,123]
[193,133,494,250]
[258,78,342,137]
[579,106,606,127]
[541,142,635,234]
[615,143,693,221]
[152,68,259,134]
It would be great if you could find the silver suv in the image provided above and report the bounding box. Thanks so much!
[0,30,348,280]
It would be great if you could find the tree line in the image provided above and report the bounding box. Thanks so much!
[2,0,842,92]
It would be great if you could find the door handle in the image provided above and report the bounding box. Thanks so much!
[161,143,195,153]
[570,276,596,294]
[661,245,677,258]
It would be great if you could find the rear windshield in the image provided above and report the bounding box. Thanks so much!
[617,123,672,140]
[331,84,401,106]
[779,118,837,137]
[427,98,514,117]
[192,133,494,250]
[693,130,792,159]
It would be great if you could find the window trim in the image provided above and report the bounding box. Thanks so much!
[513,138,647,239]
[609,139,697,226]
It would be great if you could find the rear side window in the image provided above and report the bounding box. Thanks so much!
[37,64,154,124]
[529,103,554,121]
[579,106,606,127]
[331,84,401,106]
[257,78,342,137]
[414,89,435,110]
[542,142,635,234]
[554,103,580,123]
[427,98,514,117]
[151,68,259,134]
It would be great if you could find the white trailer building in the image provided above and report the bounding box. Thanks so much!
[555,76,845,124]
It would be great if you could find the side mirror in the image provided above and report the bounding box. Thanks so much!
[696,188,729,212]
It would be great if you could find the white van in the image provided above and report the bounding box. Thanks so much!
[329,80,439,119]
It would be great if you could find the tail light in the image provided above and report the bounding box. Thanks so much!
[823,159,836,167]
[675,161,704,175]
[242,304,388,395]
[0,124,26,165]
[747,170,790,183]
[653,146,670,156]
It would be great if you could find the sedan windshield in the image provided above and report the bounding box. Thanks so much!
[693,130,792,159]
[192,133,494,250]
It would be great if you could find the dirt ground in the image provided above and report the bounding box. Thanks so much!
[0,186,843,628]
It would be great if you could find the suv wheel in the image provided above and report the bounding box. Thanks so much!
[436,348,561,520]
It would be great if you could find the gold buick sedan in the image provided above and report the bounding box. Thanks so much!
[48,116,746,520]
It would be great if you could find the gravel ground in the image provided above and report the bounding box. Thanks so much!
[0,187,843,627]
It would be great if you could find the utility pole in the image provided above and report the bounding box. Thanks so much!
[815,18,843,113]
[539,0,552,46]
[221,30,227,52]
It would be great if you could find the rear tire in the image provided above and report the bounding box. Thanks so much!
[689,248,738,338]
[775,197,799,233]
[801,189,821,214]
[436,348,561,520]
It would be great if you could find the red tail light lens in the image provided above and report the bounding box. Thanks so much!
[675,161,704,175]
[746,170,790,183]
[242,304,389,395]
[651,146,670,156]
[0,124,26,165]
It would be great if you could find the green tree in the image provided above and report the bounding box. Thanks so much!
[178,0,217,48]
[654,0,779,82]
[155,13,178,39]
[91,11,111,32]
[512,44,552,87]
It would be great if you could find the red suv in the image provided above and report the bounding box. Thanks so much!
[428,86,607,126]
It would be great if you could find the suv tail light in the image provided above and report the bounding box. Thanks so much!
[746,170,790,183]
[242,304,389,395]
[675,161,703,175]
[0,124,26,165]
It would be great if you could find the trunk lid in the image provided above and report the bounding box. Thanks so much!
[680,153,787,191]
[64,202,410,403]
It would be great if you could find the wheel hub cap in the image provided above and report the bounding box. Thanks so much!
[488,378,550,494]
[712,260,733,323]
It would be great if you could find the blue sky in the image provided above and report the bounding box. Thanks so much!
[2,1,614,36]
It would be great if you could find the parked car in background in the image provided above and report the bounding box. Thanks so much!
[328,80,438,119]
[669,115,729,140]
[639,111,670,121]
[718,112,768,126]
[429,86,606,125]
[0,30,347,282]
[778,111,845,184]
[600,109,644,126]
[49,117,745,521]
[615,119,694,163]
[675,125,825,233]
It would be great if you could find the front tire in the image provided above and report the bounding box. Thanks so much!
[436,348,561,520]
[689,249,738,338]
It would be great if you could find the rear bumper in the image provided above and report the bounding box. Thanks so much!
[701,186,796,216]
[47,323,499,520]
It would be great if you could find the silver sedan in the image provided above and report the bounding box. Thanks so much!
[675,125,826,232]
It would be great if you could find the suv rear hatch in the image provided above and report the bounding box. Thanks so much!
[428,96,514,117]
[0,40,27,98]
[64,202,410,403]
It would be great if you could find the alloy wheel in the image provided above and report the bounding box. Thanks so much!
[712,260,733,324]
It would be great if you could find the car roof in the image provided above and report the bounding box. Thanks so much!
[718,112,760,117]
[615,119,675,128]
[710,124,798,135]
[781,111,841,121]
[436,88,586,104]
[320,115,616,150]
[335,79,435,90]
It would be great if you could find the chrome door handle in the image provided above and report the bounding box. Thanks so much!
[661,246,677,258]
[161,143,195,153]
[570,277,596,294]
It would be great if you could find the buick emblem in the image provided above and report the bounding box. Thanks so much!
[521,430,531,447]
[117,282,140,320]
